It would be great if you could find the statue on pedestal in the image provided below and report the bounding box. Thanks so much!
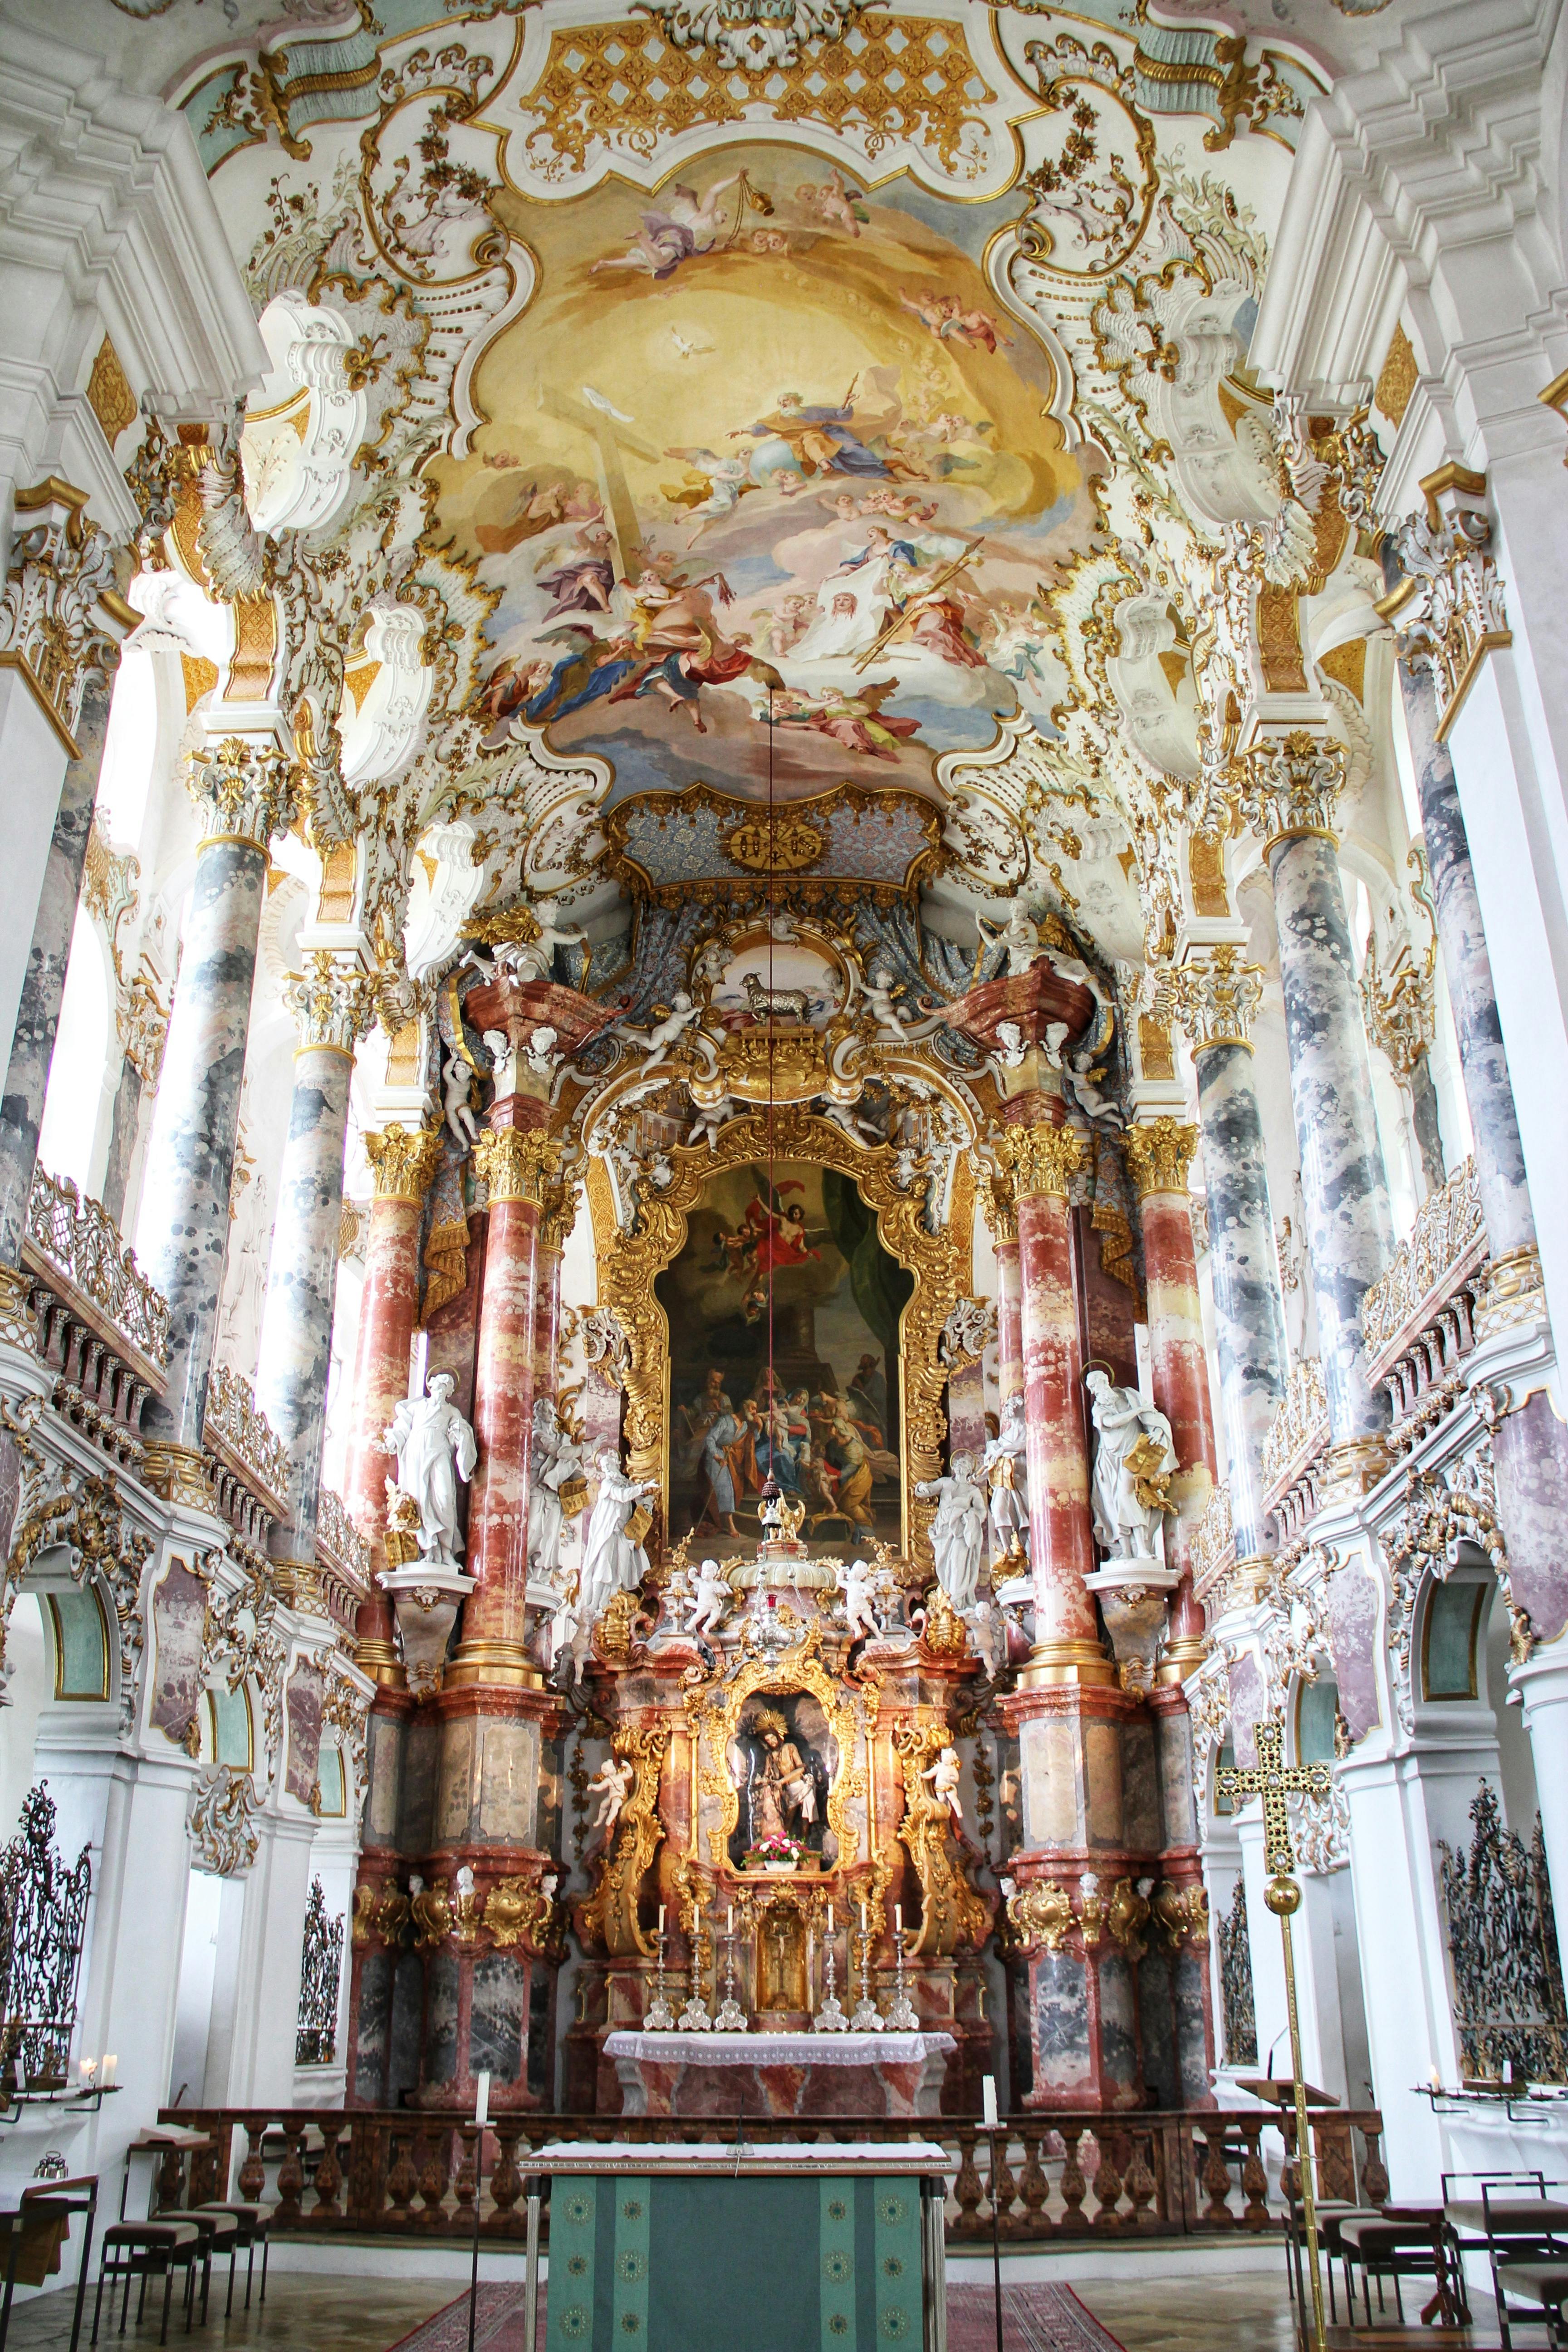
[529,1397,587,1583]
[913,1453,987,1612]
[582,1447,658,1618]
[982,1394,1029,1565]
[382,1373,477,1565]
[1084,1368,1176,1562]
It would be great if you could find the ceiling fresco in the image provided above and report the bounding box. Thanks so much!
[436,145,1095,803]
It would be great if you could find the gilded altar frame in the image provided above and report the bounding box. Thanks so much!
[682,1622,877,1876]
[581,1092,974,1564]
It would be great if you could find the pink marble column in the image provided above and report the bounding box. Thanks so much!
[1003,1112,1109,1679]
[346,1124,443,1686]
[1124,1118,1215,1669]
[995,1230,1023,1408]
[451,1102,549,1680]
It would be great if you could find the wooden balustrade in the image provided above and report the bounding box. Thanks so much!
[154,2107,1387,2243]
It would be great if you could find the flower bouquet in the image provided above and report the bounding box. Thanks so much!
[744,1833,804,1874]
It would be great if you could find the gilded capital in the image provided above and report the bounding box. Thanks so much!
[185,734,297,849]
[288,951,375,1054]
[474,1126,560,1205]
[365,1122,443,1203]
[975,1155,1018,1247]
[997,1121,1088,1200]
[1233,730,1347,854]
[1386,497,1511,738]
[1163,943,1264,1054]
[1124,1117,1199,1199]
[0,482,130,752]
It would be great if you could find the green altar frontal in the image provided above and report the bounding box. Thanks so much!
[542,2149,946,2352]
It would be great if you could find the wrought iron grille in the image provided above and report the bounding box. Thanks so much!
[295,1878,344,2067]
[1218,1876,1258,2069]
[1439,1783,1567,2082]
[0,1784,91,2086]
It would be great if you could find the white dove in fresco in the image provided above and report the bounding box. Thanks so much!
[581,385,634,421]
[669,328,713,358]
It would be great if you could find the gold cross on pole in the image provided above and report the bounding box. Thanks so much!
[1218,1719,1335,2352]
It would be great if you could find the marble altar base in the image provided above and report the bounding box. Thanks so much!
[603,2030,957,2118]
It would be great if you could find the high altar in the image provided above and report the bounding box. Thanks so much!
[346,890,1216,2124]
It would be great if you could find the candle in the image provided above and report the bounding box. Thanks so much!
[658,1905,666,1934]
[78,2057,96,2083]
[728,1904,735,1935]
[475,2070,490,2127]
[1428,2068,1442,2092]
[982,2076,999,2130]
[894,1904,902,1933]
[827,1905,834,1935]
[102,2055,117,2087]
[860,1903,868,1932]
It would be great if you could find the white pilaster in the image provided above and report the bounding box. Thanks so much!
[1508,1633,1568,1990]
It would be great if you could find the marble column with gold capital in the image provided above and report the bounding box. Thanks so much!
[978,1158,1022,1409]
[1123,1117,1215,1671]
[1235,732,1396,1456]
[137,735,297,1456]
[344,1121,443,1687]
[255,955,374,1578]
[449,1111,559,1686]
[997,1114,1108,1684]
[1169,943,1290,1571]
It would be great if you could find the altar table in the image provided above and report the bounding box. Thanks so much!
[541,2141,949,2352]
[603,2030,957,2118]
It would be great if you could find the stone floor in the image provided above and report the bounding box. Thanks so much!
[0,2263,1520,2348]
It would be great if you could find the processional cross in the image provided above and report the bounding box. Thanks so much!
[1217,1720,1333,2352]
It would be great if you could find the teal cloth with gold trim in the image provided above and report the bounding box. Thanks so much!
[545,2173,926,2351]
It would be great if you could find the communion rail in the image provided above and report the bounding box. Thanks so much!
[154,2106,1387,2244]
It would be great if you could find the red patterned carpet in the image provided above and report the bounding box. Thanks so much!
[386,2279,1127,2350]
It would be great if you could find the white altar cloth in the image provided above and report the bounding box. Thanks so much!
[604,2030,956,2066]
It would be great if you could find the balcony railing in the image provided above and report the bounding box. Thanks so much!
[203,1366,288,1565]
[1360,1157,1488,1451]
[314,1488,371,1634]
[1260,1356,1329,1537]
[21,1169,169,1461]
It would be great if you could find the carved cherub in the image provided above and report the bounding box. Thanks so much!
[442,1051,481,1149]
[842,1557,882,1643]
[921,1743,963,1827]
[687,1557,733,1639]
[587,1753,636,1838]
[621,989,702,1072]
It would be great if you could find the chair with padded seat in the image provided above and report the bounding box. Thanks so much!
[1477,2184,1568,2348]
[193,2200,269,2313]
[1335,2212,1454,2328]
[90,2219,202,2346]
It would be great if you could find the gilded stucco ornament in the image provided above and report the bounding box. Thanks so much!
[187,1764,263,1876]
[1006,1878,1072,1954]
[684,1620,873,1877]
[893,1721,991,1957]
[574,1724,669,1958]
[0,482,132,755]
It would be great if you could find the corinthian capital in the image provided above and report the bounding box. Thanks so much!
[474,1126,560,1205]
[1233,730,1348,853]
[1123,1117,1199,1199]
[996,1121,1088,1200]
[0,482,133,751]
[185,734,298,848]
[365,1122,443,1204]
[287,951,376,1054]
[1387,499,1511,733]
[1162,943,1264,1054]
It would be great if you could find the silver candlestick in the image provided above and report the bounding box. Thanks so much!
[849,1913,881,2032]
[676,1913,714,2031]
[713,1919,748,2031]
[884,1921,920,2033]
[645,1925,676,2032]
[814,1919,848,2032]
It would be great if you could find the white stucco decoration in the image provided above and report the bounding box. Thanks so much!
[242,291,369,537]
[404,820,489,980]
[340,606,433,788]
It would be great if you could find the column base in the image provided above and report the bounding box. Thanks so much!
[270,1555,325,1611]
[1227,1553,1274,1606]
[445,1638,545,1691]
[1156,1634,1207,1685]
[1018,1637,1117,1689]
[354,1637,407,1690]
[141,1441,216,1509]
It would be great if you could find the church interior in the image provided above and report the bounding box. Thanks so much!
[0,0,1567,2339]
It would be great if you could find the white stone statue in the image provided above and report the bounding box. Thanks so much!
[442,1050,481,1150]
[621,989,702,1072]
[983,1394,1029,1563]
[922,1744,963,1827]
[978,902,1045,976]
[383,1373,478,1566]
[588,1753,635,1838]
[529,1397,585,1583]
[686,1093,739,1152]
[581,1448,658,1617]
[1084,1368,1176,1561]
[493,896,588,983]
[524,1024,560,1076]
[862,960,910,1039]
[842,1557,882,1643]
[687,1557,732,1639]
[482,1028,517,1098]
[913,1452,988,1613]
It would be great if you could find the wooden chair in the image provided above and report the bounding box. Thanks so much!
[90,2220,203,2346]
[0,2179,98,2352]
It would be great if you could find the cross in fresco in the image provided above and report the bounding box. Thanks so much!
[538,383,664,573]
[1215,1718,1331,1877]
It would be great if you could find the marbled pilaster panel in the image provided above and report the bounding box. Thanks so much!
[1268,833,1395,1443]
[138,835,269,1445]
[347,1186,426,1673]
[1017,1187,1098,1649]
[1137,1175,1216,1654]
[255,1043,353,1559]
[1400,657,1536,1259]
[459,1191,539,1661]
[0,676,111,1262]
[995,1236,1023,1406]
[1193,1041,1289,1563]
